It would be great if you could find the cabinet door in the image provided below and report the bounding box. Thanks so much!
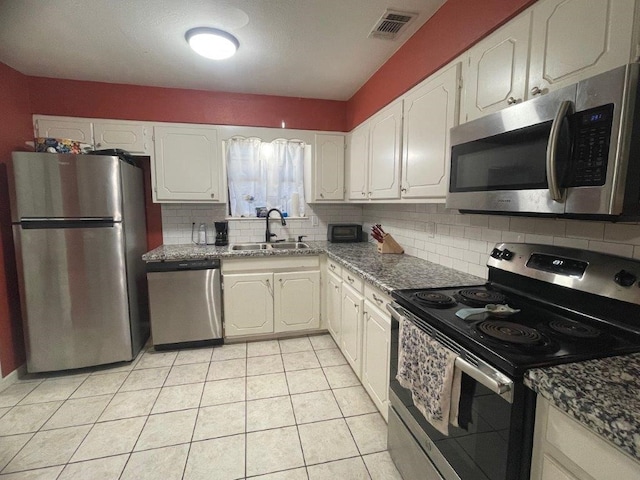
[348,125,370,200]
[401,63,461,200]
[153,125,222,202]
[326,271,342,344]
[314,134,345,200]
[368,101,402,199]
[94,122,151,154]
[362,301,391,421]
[528,0,635,96]
[223,273,273,337]
[274,271,320,333]
[34,118,93,144]
[462,12,531,122]
[341,283,363,378]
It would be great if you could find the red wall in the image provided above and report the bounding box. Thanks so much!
[0,63,32,377]
[28,78,347,132]
[346,0,536,129]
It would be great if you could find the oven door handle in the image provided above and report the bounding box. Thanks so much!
[546,99,572,202]
[388,302,514,403]
[454,356,513,397]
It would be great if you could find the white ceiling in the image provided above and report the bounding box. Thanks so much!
[0,0,446,101]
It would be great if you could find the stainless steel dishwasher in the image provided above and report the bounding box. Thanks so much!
[146,259,223,348]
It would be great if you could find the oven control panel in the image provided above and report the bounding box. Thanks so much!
[487,243,640,305]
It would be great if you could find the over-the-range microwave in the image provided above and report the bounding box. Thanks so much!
[446,63,640,219]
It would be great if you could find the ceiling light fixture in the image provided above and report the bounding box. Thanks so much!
[185,27,239,60]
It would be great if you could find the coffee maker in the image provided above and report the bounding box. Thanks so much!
[214,221,229,246]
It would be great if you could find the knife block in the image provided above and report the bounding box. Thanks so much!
[377,233,404,254]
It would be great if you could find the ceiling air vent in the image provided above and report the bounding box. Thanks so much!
[369,9,418,40]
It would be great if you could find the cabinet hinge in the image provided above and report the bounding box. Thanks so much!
[458,77,463,90]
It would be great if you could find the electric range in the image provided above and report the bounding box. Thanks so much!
[387,243,640,480]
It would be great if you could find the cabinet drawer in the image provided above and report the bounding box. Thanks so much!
[342,269,363,293]
[326,258,342,277]
[364,284,391,313]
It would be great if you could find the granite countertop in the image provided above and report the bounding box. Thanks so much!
[525,354,640,462]
[142,241,484,294]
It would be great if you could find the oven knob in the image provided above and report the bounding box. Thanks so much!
[490,248,502,259]
[501,249,514,260]
[614,269,636,287]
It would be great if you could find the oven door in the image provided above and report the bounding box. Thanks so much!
[446,85,577,215]
[387,304,536,480]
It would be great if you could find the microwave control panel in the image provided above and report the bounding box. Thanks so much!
[568,103,614,187]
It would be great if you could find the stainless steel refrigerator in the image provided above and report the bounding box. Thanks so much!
[9,152,149,372]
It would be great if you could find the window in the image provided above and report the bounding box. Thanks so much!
[226,137,306,218]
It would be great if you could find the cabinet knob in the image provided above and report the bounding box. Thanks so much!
[531,86,542,96]
[372,293,384,304]
[401,187,407,193]
[330,264,335,271]
[361,191,366,196]
[507,97,518,105]
[320,193,324,198]
[347,276,354,283]
[211,193,215,198]
[96,142,102,148]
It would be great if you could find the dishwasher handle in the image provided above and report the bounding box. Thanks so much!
[146,259,220,272]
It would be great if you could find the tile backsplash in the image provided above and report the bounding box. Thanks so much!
[362,204,640,279]
[161,203,363,245]
[161,202,640,280]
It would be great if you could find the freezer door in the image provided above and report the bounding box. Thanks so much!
[10,152,123,221]
[13,223,134,372]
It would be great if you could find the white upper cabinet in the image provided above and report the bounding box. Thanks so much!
[401,63,461,199]
[368,100,403,199]
[347,123,370,200]
[93,122,151,154]
[462,12,532,122]
[313,134,345,201]
[34,117,93,144]
[528,0,638,96]
[153,125,224,202]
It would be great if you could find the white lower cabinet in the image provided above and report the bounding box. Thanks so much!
[326,270,343,344]
[223,273,274,336]
[362,300,391,421]
[323,259,393,421]
[274,271,320,333]
[531,395,640,480]
[222,257,320,338]
[341,282,364,378]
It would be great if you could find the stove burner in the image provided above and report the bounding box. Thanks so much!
[413,291,457,308]
[548,319,601,339]
[457,289,507,307]
[477,320,543,345]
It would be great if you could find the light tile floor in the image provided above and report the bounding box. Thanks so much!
[0,334,403,480]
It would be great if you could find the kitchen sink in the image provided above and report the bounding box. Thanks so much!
[269,242,310,249]
[231,243,270,250]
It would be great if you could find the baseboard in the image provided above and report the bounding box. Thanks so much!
[0,364,27,392]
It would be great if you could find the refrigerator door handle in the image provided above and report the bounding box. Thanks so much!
[20,218,115,229]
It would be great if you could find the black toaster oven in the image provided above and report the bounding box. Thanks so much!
[327,224,364,243]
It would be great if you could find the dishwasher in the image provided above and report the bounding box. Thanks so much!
[146,259,223,348]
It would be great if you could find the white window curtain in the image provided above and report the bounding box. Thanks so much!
[226,137,306,218]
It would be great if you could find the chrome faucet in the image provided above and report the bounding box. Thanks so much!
[265,208,287,242]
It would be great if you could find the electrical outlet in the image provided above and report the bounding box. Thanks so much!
[427,221,436,238]
[311,215,318,227]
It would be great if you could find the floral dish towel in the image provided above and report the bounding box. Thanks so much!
[396,317,462,435]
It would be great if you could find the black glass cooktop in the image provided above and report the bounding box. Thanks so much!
[392,285,640,377]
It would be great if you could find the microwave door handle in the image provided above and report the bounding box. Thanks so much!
[546,100,572,202]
